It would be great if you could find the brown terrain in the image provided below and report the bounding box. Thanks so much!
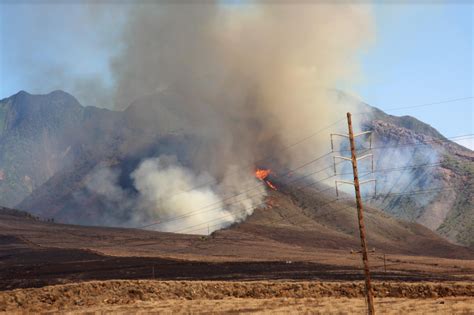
[2,280,473,314]
[1,181,473,313]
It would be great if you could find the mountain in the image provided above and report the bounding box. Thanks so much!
[0,91,123,207]
[358,102,473,247]
[1,91,199,226]
[0,90,472,247]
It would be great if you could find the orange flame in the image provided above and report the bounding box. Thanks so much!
[255,168,271,180]
[255,168,277,190]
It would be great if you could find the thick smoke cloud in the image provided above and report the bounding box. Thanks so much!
[5,2,453,235]
[6,2,374,233]
[85,156,265,234]
[84,2,375,233]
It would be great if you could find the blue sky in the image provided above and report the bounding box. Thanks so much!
[0,2,472,148]
[356,2,473,149]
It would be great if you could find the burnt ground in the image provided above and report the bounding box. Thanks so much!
[1,184,474,292]
[2,243,472,291]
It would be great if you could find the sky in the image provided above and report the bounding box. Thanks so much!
[0,1,473,149]
[356,2,473,149]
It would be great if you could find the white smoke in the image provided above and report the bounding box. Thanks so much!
[367,137,442,220]
[86,167,127,203]
[130,156,263,234]
[85,156,265,234]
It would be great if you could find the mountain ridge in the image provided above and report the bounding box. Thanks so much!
[0,90,472,247]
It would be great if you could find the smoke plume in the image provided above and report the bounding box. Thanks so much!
[82,2,375,233]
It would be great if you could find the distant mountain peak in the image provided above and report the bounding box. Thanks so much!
[7,89,78,103]
[47,90,74,97]
[15,90,30,96]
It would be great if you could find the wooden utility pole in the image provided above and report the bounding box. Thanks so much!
[347,112,375,314]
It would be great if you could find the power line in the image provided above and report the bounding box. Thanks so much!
[145,165,340,232]
[148,158,457,234]
[368,138,442,206]
[139,133,472,231]
[161,124,471,235]
[138,150,335,229]
[160,118,347,203]
[180,131,472,228]
[136,93,474,231]
[176,186,344,234]
[334,134,474,154]
[399,185,473,223]
[358,162,442,178]
[144,161,339,231]
[173,164,459,234]
[380,96,473,113]
[140,96,473,218]
[183,185,466,235]
[352,96,473,115]
[137,105,473,238]
[182,187,336,234]
[147,156,352,231]
[178,151,470,234]
[140,97,472,229]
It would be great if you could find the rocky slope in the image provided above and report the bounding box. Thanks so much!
[358,104,473,247]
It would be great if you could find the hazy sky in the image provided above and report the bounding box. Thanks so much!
[0,1,472,148]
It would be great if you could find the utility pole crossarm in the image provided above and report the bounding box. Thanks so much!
[331,131,373,151]
[356,153,373,161]
[334,179,377,197]
[333,152,374,175]
[353,131,372,138]
[334,156,352,161]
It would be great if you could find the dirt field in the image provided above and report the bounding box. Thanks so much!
[1,280,473,314]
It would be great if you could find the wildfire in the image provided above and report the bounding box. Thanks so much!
[255,168,277,190]
[255,168,271,180]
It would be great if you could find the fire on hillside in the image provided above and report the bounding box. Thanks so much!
[255,168,277,191]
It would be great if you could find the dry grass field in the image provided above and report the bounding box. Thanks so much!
[1,280,473,314]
